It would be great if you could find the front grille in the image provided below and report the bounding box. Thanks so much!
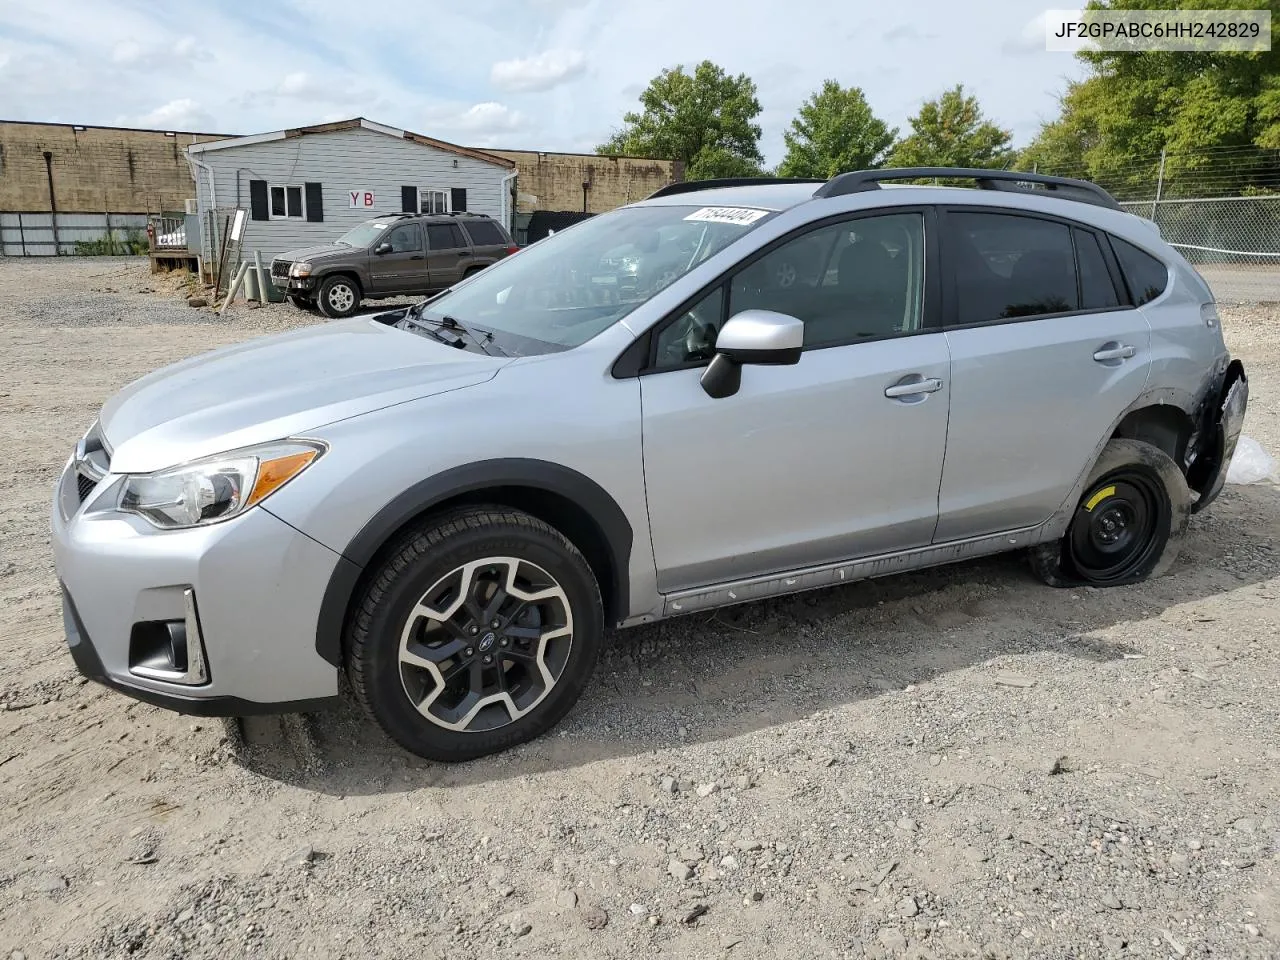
[76,473,96,503]
[271,260,292,279]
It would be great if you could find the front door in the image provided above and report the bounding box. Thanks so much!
[640,210,951,592]
[427,222,474,289]
[368,222,425,294]
[934,208,1152,541]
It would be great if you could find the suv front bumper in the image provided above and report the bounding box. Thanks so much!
[51,458,342,716]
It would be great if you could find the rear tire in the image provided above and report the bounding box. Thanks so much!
[347,507,604,762]
[1029,439,1189,588]
[318,275,361,318]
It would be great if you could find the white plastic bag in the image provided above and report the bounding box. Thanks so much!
[1226,435,1279,485]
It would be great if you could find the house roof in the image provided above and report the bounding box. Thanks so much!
[186,117,516,169]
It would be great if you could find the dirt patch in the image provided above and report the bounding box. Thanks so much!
[1,258,1277,959]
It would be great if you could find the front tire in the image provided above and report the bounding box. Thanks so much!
[318,275,360,318]
[347,508,604,762]
[1029,438,1189,588]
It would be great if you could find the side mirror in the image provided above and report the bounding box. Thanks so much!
[700,310,804,399]
[374,242,392,255]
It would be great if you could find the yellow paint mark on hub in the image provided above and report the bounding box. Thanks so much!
[1084,485,1117,512]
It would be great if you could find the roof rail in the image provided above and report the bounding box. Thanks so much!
[647,176,826,199]
[814,168,1121,211]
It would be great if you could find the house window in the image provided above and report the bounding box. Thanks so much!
[420,188,449,214]
[269,184,305,220]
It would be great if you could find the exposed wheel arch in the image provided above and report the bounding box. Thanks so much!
[315,459,632,667]
[1109,404,1194,472]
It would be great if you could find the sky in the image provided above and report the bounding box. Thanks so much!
[0,0,1085,164]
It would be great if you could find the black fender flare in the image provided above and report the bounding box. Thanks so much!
[314,459,633,666]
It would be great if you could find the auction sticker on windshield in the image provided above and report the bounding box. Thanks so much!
[683,207,770,226]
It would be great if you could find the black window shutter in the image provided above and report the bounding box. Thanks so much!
[401,186,418,213]
[249,180,268,221]
[304,182,324,222]
[450,187,467,212]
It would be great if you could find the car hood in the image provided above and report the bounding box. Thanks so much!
[275,243,359,263]
[100,317,507,473]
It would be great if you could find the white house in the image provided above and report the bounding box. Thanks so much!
[186,117,517,263]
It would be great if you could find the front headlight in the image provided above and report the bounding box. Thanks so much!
[118,440,325,529]
[290,261,313,278]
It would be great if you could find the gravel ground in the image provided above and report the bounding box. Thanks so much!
[1,257,1278,960]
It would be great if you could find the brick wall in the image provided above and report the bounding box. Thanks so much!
[486,150,683,214]
[0,121,228,213]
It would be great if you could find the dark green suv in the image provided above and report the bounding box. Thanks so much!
[271,212,519,318]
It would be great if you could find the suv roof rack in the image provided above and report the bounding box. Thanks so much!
[813,167,1121,211]
[646,176,826,199]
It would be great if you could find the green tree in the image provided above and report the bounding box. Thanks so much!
[888,84,1015,169]
[1019,0,1280,195]
[777,80,897,177]
[598,61,764,180]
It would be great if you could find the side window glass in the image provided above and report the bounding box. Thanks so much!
[386,225,420,253]
[952,212,1079,324]
[728,212,925,347]
[1111,236,1169,306]
[427,223,468,250]
[1075,229,1120,309]
[653,286,725,367]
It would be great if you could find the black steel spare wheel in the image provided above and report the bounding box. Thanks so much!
[1067,472,1165,583]
[1028,438,1190,588]
[347,507,603,762]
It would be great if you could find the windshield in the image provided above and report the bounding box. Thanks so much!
[414,204,774,356]
[335,220,395,247]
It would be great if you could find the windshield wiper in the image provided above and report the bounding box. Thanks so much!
[400,308,506,357]
[439,315,506,357]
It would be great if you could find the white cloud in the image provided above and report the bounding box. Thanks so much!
[129,98,216,131]
[110,40,144,64]
[491,49,587,93]
[1004,12,1049,55]
[277,71,317,96]
[0,0,1088,161]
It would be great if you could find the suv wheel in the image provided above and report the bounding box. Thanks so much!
[1029,439,1189,588]
[318,275,360,318]
[347,507,604,762]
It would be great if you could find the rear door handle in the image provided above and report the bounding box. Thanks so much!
[885,376,943,399]
[1093,342,1136,362]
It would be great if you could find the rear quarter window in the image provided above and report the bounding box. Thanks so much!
[461,220,508,246]
[1111,237,1169,305]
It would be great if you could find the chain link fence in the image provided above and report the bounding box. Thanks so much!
[1037,146,1280,303]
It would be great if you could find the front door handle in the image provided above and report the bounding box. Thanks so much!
[1093,342,1136,362]
[885,375,943,399]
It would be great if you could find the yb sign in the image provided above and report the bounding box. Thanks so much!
[349,191,376,209]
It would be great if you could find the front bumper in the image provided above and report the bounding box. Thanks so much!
[272,275,317,292]
[51,458,342,716]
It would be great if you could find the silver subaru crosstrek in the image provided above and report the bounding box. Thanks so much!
[53,168,1248,762]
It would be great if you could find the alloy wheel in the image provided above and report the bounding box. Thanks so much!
[328,283,355,313]
[397,556,574,732]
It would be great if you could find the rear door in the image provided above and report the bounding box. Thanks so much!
[934,208,1152,541]
[426,222,473,288]
[367,222,425,294]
